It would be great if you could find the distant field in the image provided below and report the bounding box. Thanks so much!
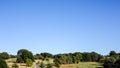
[59,62,103,68]
[6,58,103,68]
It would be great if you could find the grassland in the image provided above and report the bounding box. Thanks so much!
[6,58,103,68]
[60,62,103,68]
[6,58,33,68]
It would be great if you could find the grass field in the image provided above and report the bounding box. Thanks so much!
[6,58,33,68]
[60,62,103,68]
[6,58,103,68]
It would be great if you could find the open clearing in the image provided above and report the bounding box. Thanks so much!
[6,58,103,68]
[60,62,103,68]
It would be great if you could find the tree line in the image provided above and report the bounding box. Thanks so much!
[0,49,120,68]
[103,51,120,68]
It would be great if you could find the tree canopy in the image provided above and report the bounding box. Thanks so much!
[16,49,34,63]
[0,52,9,59]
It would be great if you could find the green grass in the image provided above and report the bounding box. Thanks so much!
[60,62,103,68]
[77,62,103,68]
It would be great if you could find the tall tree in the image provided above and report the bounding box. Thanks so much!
[72,52,82,63]
[109,51,117,56]
[16,49,34,63]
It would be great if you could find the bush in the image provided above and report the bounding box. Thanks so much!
[12,63,19,68]
[103,63,115,68]
[37,61,40,65]
[114,59,120,68]
[26,58,33,66]
[0,58,8,68]
[40,62,45,68]
[16,56,23,63]
[0,52,9,59]
[55,62,60,68]
[47,63,53,68]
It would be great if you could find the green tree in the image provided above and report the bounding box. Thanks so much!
[0,58,8,68]
[16,56,23,63]
[109,51,117,56]
[40,52,53,58]
[103,57,118,68]
[26,58,33,66]
[105,57,116,63]
[16,49,34,63]
[72,52,82,63]
[91,52,100,62]
[82,53,92,62]
[0,52,9,59]
[10,54,17,58]
[34,54,44,59]
[66,54,73,64]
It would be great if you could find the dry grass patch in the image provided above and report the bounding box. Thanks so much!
[6,58,34,68]
[60,62,103,68]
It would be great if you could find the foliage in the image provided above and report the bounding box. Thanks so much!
[103,51,120,68]
[26,58,33,66]
[55,62,60,68]
[12,63,19,68]
[40,62,45,68]
[109,51,117,56]
[37,61,40,65]
[0,52,9,59]
[34,52,53,60]
[104,60,120,68]
[81,52,103,62]
[47,63,53,68]
[0,58,8,68]
[54,53,82,64]
[53,52,102,64]
[16,56,23,63]
[41,52,53,58]
[34,54,44,59]
[16,49,34,63]
[104,57,116,63]
[72,52,82,63]
[114,59,120,67]
[10,54,17,58]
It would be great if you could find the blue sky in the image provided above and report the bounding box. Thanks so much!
[0,0,120,55]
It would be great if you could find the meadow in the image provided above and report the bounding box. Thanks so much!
[60,62,103,68]
[6,58,103,68]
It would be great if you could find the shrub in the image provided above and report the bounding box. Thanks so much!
[47,63,53,68]
[0,58,8,68]
[40,62,45,68]
[114,59,120,68]
[26,58,33,66]
[37,61,40,65]
[16,56,23,63]
[55,62,60,68]
[12,63,19,68]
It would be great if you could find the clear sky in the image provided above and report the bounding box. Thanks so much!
[0,0,120,55]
